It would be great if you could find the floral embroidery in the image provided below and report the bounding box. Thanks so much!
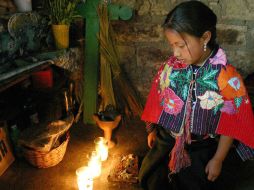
[220,100,237,114]
[235,97,243,108]
[228,77,241,91]
[209,48,227,66]
[159,57,191,100]
[218,65,246,100]
[167,56,188,69]
[160,88,184,115]
[169,71,179,89]
[160,64,172,91]
[196,65,219,94]
[169,69,192,100]
[198,91,224,110]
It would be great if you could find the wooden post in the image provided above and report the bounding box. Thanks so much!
[77,0,132,124]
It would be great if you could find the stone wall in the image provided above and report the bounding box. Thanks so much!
[111,0,254,103]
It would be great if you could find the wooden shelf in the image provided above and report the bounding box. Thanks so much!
[0,60,51,92]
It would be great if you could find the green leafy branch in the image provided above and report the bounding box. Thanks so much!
[47,0,81,25]
[196,66,218,92]
[170,69,192,99]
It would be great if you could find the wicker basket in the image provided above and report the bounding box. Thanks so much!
[22,133,70,168]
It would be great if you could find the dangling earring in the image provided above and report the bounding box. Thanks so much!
[204,43,207,52]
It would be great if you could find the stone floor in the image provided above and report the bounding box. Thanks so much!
[0,119,148,190]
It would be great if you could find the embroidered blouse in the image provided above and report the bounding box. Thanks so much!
[141,48,254,161]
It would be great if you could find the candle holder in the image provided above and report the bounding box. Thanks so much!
[93,114,121,148]
[94,137,108,161]
[76,166,93,190]
[87,151,102,178]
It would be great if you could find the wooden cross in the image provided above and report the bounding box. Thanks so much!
[77,0,132,124]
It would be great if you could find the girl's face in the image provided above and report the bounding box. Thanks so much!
[164,29,209,65]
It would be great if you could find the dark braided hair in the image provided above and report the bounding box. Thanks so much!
[163,1,217,50]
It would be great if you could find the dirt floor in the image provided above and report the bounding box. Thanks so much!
[0,119,148,190]
[2,117,254,190]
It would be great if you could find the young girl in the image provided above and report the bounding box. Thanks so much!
[139,1,254,190]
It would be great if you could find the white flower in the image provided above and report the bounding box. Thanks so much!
[198,91,224,110]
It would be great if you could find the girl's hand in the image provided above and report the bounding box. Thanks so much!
[205,157,223,181]
[205,135,233,182]
[147,130,157,148]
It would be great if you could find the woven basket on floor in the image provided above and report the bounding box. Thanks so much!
[22,133,70,168]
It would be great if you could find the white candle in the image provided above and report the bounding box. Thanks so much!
[88,151,102,178]
[76,166,93,190]
[94,137,108,161]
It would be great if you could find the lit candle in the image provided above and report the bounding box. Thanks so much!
[94,137,108,161]
[76,166,93,190]
[88,151,102,178]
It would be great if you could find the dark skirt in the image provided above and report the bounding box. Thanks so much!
[139,126,254,190]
